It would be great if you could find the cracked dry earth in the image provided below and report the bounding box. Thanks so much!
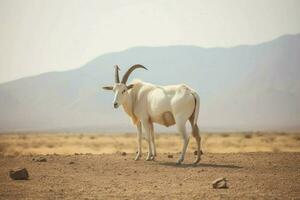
[0,153,299,199]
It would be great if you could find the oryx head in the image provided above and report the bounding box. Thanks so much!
[102,64,147,108]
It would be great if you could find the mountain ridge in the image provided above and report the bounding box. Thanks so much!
[1,33,299,86]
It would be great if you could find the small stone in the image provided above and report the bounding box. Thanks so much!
[69,161,75,165]
[121,152,127,156]
[9,168,29,180]
[32,157,47,162]
[212,177,228,189]
[167,154,173,158]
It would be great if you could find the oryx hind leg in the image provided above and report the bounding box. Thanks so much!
[189,118,202,164]
[175,116,190,164]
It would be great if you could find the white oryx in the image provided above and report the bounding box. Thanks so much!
[102,64,202,164]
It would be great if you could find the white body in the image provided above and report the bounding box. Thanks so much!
[115,80,202,164]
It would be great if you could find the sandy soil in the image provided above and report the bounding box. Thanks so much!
[0,132,299,199]
[0,153,299,199]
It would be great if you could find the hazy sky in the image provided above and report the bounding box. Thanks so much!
[0,0,299,83]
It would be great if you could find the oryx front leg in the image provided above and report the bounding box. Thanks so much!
[149,122,156,159]
[134,121,142,161]
[141,119,154,161]
[176,119,190,164]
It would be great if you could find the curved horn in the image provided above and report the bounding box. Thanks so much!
[114,65,120,83]
[121,64,147,84]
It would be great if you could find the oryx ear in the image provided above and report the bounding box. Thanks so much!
[102,86,113,90]
[127,84,134,90]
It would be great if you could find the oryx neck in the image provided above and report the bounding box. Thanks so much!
[121,90,138,124]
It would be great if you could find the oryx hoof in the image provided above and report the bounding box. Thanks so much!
[176,158,184,165]
[134,154,141,161]
[146,154,153,161]
[193,157,201,165]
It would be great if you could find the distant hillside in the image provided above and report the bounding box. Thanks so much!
[0,34,299,132]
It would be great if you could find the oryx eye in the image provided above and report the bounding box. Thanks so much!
[122,89,126,94]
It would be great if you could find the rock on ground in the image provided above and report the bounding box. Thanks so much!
[212,177,228,189]
[32,157,47,162]
[9,168,29,180]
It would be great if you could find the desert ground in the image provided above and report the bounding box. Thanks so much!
[0,132,300,199]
